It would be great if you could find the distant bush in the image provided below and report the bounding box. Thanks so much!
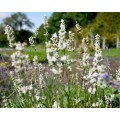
[0,34,8,47]
[14,29,33,44]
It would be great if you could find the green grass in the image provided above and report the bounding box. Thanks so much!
[24,45,47,62]
[90,48,120,58]
[0,45,47,63]
[102,48,120,58]
[24,45,79,62]
[1,47,120,63]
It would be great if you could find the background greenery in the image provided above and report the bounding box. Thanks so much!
[1,12,120,48]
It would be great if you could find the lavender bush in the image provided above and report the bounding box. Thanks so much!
[1,16,120,108]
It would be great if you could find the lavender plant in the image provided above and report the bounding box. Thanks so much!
[1,17,120,108]
[116,66,120,82]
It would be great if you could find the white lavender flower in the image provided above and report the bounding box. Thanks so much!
[105,94,115,107]
[38,73,45,88]
[20,84,33,94]
[34,28,39,37]
[88,87,96,94]
[58,19,66,50]
[51,67,59,75]
[61,55,67,62]
[4,25,13,35]
[4,25,15,47]
[82,37,90,68]
[43,16,49,29]
[35,95,40,101]
[46,33,59,66]
[76,21,82,34]
[29,36,35,47]
[92,98,103,107]
[52,101,60,108]
[11,50,29,73]
[15,42,24,51]
[116,66,120,81]
[87,34,107,92]
[33,56,38,69]
[67,31,76,51]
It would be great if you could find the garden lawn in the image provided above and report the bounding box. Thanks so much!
[1,47,120,63]
[102,48,120,58]
[24,45,47,62]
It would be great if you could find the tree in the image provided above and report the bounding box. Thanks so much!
[37,12,97,43]
[14,29,33,44]
[0,24,8,47]
[0,13,34,47]
[89,12,120,47]
[3,12,34,31]
[48,12,97,33]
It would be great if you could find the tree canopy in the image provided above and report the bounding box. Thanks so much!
[37,12,97,43]
[88,12,120,47]
[0,12,34,47]
[3,12,34,31]
[1,12,120,48]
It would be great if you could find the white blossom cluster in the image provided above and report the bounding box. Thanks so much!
[29,28,39,47]
[45,19,76,75]
[20,84,33,94]
[57,20,76,52]
[104,94,115,107]
[46,33,59,66]
[58,19,67,50]
[45,34,62,75]
[81,37,90,68]
[67,31,76,51]
[29,36,35,47]
[4,25,29,74]
[43,16,49,29]
[87,34,107,94]
[11,42,29,73]
[76,36,90,89]
[76,21,82,34]
[33,56,39,69]
[75,22,89,82]
[92,98,103,107]
[52,101,60,108]
[4,25,15,47]
[38,63,46,88]
[43,16,49,37]
[92,94,115,108]
[116,66,120,81]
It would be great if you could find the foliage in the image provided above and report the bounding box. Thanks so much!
[38,12,97,43]
[88,12,120,47]
[0,24,8,47]
[14,29,33,43]
[1,12,120,48]
[3,12,34,31]
[48,12,97,32]
[0,13,35,47]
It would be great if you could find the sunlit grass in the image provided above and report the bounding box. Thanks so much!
[1,47,120,63]
[102,48,120,58]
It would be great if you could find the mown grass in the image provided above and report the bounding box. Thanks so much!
[0,44,79,62]
[1,46,120,63]
[24,45,47,63]
[89,48,120,58]
[102,48,120,58]
[26,47,120,63]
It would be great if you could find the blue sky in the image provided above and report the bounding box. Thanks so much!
[0,12,52,31]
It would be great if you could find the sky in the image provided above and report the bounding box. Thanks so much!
[0,12,52,31]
